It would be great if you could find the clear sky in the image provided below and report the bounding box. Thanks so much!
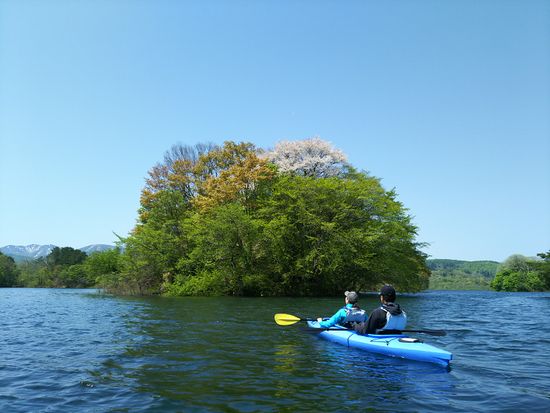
[1,0,549,262]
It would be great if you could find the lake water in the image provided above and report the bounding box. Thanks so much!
[1,289,549,412]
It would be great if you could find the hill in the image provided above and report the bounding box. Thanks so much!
[427,259,500,290]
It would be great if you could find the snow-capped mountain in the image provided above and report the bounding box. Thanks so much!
[0,244,115,261]
[0,244,56,259]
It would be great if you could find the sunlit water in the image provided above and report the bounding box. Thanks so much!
[1,289,549,412]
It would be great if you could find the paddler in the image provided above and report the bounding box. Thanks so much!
[355,285,407,334]
[316,291,367,328]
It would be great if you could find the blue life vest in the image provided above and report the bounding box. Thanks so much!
[379,307,407,330]
[342,306,367,326]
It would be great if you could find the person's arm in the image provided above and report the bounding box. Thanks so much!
[365,308,387,334]
[318,308,345,328]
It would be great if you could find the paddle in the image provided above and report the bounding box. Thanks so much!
[274,313,316,326]
[274,313,446,336]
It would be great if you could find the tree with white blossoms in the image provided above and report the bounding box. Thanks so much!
[264,137,350,178]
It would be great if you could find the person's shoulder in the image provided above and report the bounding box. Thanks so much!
[370,307,386,316]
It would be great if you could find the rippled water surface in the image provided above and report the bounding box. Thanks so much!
[1,289,549,412]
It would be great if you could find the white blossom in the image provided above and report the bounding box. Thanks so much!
[264,137,349,177]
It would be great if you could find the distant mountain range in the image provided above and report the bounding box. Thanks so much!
[0,244,115,262]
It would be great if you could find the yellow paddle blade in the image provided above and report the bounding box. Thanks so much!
[274,313,302,326]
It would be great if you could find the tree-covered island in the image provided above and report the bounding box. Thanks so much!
[1,139,428,295]
[113,138,430,296]
[2,139,548,295]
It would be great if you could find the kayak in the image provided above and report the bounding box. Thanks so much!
[307,321,452,367]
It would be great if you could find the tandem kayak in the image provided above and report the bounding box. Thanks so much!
[307,321,453,367]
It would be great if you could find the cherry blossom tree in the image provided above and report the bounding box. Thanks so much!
[263,137,350,178]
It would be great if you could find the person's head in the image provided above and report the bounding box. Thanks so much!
[379,285,397,303]
[344,290,359,305]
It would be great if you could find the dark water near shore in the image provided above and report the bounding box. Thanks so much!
[1,289,549,412]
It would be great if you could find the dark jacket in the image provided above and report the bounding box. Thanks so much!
[355,302,405,335]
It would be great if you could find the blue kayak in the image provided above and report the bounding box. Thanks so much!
[307,321,452,367]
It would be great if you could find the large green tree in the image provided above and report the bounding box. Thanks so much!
[254,173,428,295]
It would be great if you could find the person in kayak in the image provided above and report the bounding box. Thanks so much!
[316,291,367,328]
[355,285,407,334]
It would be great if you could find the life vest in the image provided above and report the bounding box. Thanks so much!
[379,307,407,331]
[342,306,367,327]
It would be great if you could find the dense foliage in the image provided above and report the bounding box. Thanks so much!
[427,259,498,290]
[98,139,430,296]
[491,252,550,292]
[11,247,122,288]
[0,252,19,287]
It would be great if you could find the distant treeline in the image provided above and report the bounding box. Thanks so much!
[427,254,550,292]
[427,259,499,290]
[2,247,549,293]
[0,247,120,289]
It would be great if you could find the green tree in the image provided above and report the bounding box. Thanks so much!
[169,204,263,296]
[84,248,121,279]
[0,252,19,287]
[47,247,87,267]
[534,250,550,290]
[17,259,49,287]
[491,254,544,291]
[255,174,428,296]
[111,141,274,295]
[30,247,90,288]
[58,264,93,288]
[113,225,184,295]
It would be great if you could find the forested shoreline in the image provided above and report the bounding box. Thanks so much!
[427,259,498,290]
[3,251,549,292]
[1,139,548,294]
[426,255,550,291]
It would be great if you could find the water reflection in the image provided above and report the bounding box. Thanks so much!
[274,343,301,373]
[307,334,456,409]
[111,294,462,412]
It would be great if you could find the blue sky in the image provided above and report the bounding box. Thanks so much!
[1,0,548,261]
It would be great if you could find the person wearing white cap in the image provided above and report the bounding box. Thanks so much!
[316,291,367,328]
